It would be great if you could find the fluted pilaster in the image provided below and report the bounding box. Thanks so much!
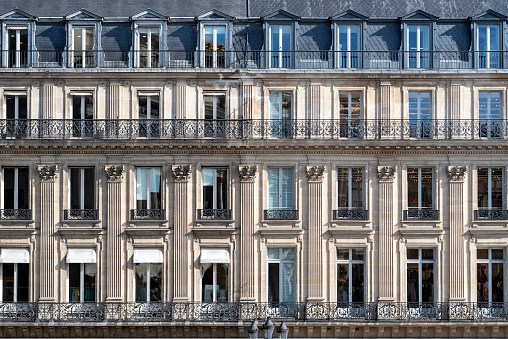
[309,85,321,119]
[175,82,187,119]
[108,84,120,119]
[450,84,461,120]
[241,84,253,119]
[41,84,54,119]
[380,82,391,120]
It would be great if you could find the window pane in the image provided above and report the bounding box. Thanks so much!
[201,263,213,302]
[490,26,499,51]
[337,248,349,261]
[492,249,504,260]
[149,263,162,302]
[135,263,148,302]
[419,26,429,51]
[351,168,363,208]
[337,264,349,303]
[18,96,27,119]
[85,28,94,50]
[6,96,15,120]
[491,168,503,208]
[216,263,228,302]
[216,26,226,49]
[72,96,82,120]
[281,26,291,51]
[407,168,418,208]
[282,248,295,260]
[150,168,161,209]
[204,26,213,49]
[136,168,147,209]
[407,263,419,302]
[267,248,280,260]
[216,169,227,210]
[281,262,295,302]
[351,263,364,303]
[84,96,93,119]
[138,96,148,119]
[84,168,95,210]
[268,168,279,209]
[477,168,489,208]
[281,92,292,120]
[337,168,349,208]
[203,168,213,209]
[280,168,293,209]
[492,262,503,302]
[477,262,489,302]
[2,264,14,302]
[84,263,96,302]
[4,168,15,209]
[17,167,29,210]
[478,26,487,51]
[73,28,83,50]
[352,248,364,261]
[422,249,434,260]
[422,263,434,302]
[17,263,29,302]
[70,168,81,209]
[338,26,347,51]
[350,26,359,50]
[69,263,80,302]
[407,249,419,260]
[216,95,226,120]
[268,262,279,303]
[421,168,433,208]
[271,26,280,51]
[477,248,489,260]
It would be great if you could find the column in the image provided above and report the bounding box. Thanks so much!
[380,82,391,120]
[172,165,192,301]
[175,82,187,119]
[38,165,58,301]
[447,166,467,301]
[238,166,257,301]
[306,166,325,301]
[41,84,54,119]
[377,166,396,301]
[105,165,124,301]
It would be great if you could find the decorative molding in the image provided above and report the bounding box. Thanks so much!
[447,166,466,181]
[305,166,325,182]
[104,165,124,182]
[38,165,58,181]
[238,165,257,182]
[172,165,192,182]
[377,166,396,182]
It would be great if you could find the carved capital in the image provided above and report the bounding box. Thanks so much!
[38,165,58,181]
[172,165,192,182]
[306,166,325,182]
[238,166,257,182]
[377,166,396,182]
[447,166,466,182]
[105,165,124,182]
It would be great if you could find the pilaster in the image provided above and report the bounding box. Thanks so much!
[241,84,253,119]
[108,83,120,119]
[306,166,325,301]
[175,82,187,119]
[380,82,391,120]
[447,166,466,301]
[172,165,192,301]
[238,166,257,301]
[309,84,321,119]
[38,165,58,301]
[449,84,461,120]
[105,165,124,302]
[377,166,396,301]
[41,84,54,119]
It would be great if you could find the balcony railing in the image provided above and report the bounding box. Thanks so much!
[474,209,508,220]
[63,209,99,220]
[1,302,508,322]
[130,209,165,220]
[1,50,506,70]
[264,209,298,220]
[197,209,232,220]
[333,209,369,220]
[403,209,439,221]
[0,209,32,220]
[2,119,508,141]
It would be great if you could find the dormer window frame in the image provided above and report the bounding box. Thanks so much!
[400,11,438,69]
[330,10,367,69]
[65,10,103,68]
[262,10,300,69]
[471,10,507,69]
[131,10,168,68]
[197,10,234,68]
[0,9,37,68]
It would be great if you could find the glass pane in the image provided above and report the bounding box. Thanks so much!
[73,28,83,50]
[407,263,419,303]
[478,26,487,51]
[421,168,433,208]
[407,168,419,208]
[204,26,213,49]
[18,96,27,119]
[337,264,349,303]
[139,96,148,119]
[268,168,279,209]
[139,28,148,67]
[420,26,429,51]
[267,248,280,260]
[216,95,226,120]
[350,26,359,51]
[408,26,417,51]
[477,248,489,260]
[492,262,503,302]
[281,262,295,303]
[350,92,361,120]
[3,168,15,209]
[338,26,347,51]
[422,263,434,302]
[84,28,94,50]
[491,168,503,208]
[477,262,489,302]
[84,168,95,210]
[84,96,93,120]
[70,168,81,209]
[420,92,430,119]
[407,249,419,260]
[337,248,349,261]
[271,26,280,51]
[352,248,364,261]
[135,263,148,302]
[490,26,499,51]
[17,167,29,210]
[204,96,214,120]
[84,263,96,302]
[351,168,363,208]
[269,92,280,119]
[282,248,295,260]
[72,96,82,120]
[268,262,279,303]
[352,263,364,303]
[281,26,291,50]
[203,168,213,209]
[150,96,160,119]
[17,263,29,302]
[408,93,418,119]
[216,263,228,302]
[216,169,227,210]
[422,249,434,260]
[69,263,80,302]
[19,29,28,51]
[337,168,349,208]
[149,263,162,302]
[492,249,504,260]
[201,263,213,302]
[477,168,489,208]
[281,92,291,120]
[136,168,147,209]
[6,96,15,119]
[280,168,293,209]
[2,264,14,302]
[216,26,226,50]
[8,30,16,51]
[339,93,350,120]
[150,168,161,209]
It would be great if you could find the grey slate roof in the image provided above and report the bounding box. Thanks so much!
[2,0,508,18]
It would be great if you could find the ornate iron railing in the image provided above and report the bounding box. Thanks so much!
[197,209,232,220]
[130,209,165,220]
[264,209,298,220]
[0,209,32,220]
[474,209,508,220]
[1,119,508,141]
[333,209,369,220]
[63,209,99,220]
[1,50,506,70]
[403,209,440,221]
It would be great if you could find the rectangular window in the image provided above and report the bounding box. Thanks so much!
[136,168,161,210]
[337,248,364,303]
[337,167,363,210]
[3,167,29,210]
[267,248,295,303]
[204,25,226,68]
[408,92,431,139]
[477,248,504,303]
[338,25,359,68]
[202,168,227,210]
[478,25,499,68]
[72,27,94,68]
[203,93,226,138]
[407,248,434,303]
[5,94,27,120]
[70,168,95,210]
[407,168,433,209]
[407,25,429,68]
[478,168,503,210]
[479,91,502,138]
[7,27,28,68]
[269,91,292,138]
[201,263,228,302]
[135,263,162,302]
[268,168,294,209]
[138,93,160,137]
[270,25,291,68]
[339,92,362,138]
[69,263,96,303]
[71,93,94,138]
[138,27,160,68]
[2,263,29,302]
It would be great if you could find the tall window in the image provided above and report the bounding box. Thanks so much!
[1,263,29,302]
[69,168,95,220]
[7,27,28,68]
[337,168,363,210]
[202,168,227,210]
[268,168,294,210]
[204,25,226,68]
[477,248,503,303]
[338,26,359,68]
[407,248,434,303]
[136,168,161,210]
[204,93,226,138]
[479,91,502,138]
[270,25,291,68]
[477,25,499,68]
[71,94,94,138]
[135,263,162,302]
[407,168,433,210]
[408,92,431,139]
[138,27,160,68]
[5,93,27,138]
[72,27,94,68]
[69,263,96,303]
[477,168,503,210]
[269,91,292,138]
[138,93,160,137]
[267,248,295,303]
[337,248,364,303]
[339,92,362,138]
[3,167,29,211]
[407,25,429,68]
[200,248,229,303]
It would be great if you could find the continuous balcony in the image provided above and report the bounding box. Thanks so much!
[3,50,508,70]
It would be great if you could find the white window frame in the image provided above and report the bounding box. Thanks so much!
[337,25,360,68]
[4,93,27,120]
[67,262,96,303]
[0,263,26,303]
[336,248,365,303]
[135,167,161,210]
[267,167,294,209]
[407,91,432,139]
[134,263,161,303]
[138,92,160,119]
[203,92,226,120]
[478,91,502,138]
[477,248,504,303]
[201,263,228,303]
[70,92,94,120]
[133,23,164,68]
[476,25,500,69]
[406,25,430,68]
[202,168,228,210]
[6,26,28,68]
[266,248,296,303]
[269,25,292,68]
[2,167,28,210]
[69,168,94,210]
[69,26,96,68]
[477,167,504,210]
[338,91,363,138]
[201,24,228,68]
[336,167,364,210]
[407,167,434,210]
[406,248,435,303]
[1,22,34,68]
[269,90,292,120]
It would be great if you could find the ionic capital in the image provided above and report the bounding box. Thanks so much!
[38,165,58,181]
[238,166,257,182]
[377,166,396,182]
[105,165,124,182]
[447,166,466,182]
[172,165,192,182]
[306,166,325,182]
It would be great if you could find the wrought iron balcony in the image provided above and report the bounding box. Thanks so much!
[2,50,506,70]
[0,209,32,220]
[264,209,298,220]
[63,209,99,220]
[403,209,439,221]
[130,209,165,220]
[333,209,369,220]
[197,209,232,220]
[474,209,508,220]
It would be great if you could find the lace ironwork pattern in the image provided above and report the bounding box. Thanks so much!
[333,209,368,220]
[197,209,232,220]
[264,210,298,220]
[63,209,99,220]
[0,209,32,220]
[403,209,439,221]
[130,209,165,220]
[474,210,508,220]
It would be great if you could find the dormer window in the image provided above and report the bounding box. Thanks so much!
[0,9,36,68]
[331,10,366,69]
[139,27,160,68]
[65,9,102,68]
[400,10,437,69]
[131,10,167,68]
[263,10,299,69]
[197,10,233,68]
[7,27,28,68]
[471,10,507,69]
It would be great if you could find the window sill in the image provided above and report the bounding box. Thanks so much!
[329,220,372,228]
[61,220,101,227]
[400,220,442,228]
[127,220,169,230]
[471,220,508,228]
[259,220,303,236]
